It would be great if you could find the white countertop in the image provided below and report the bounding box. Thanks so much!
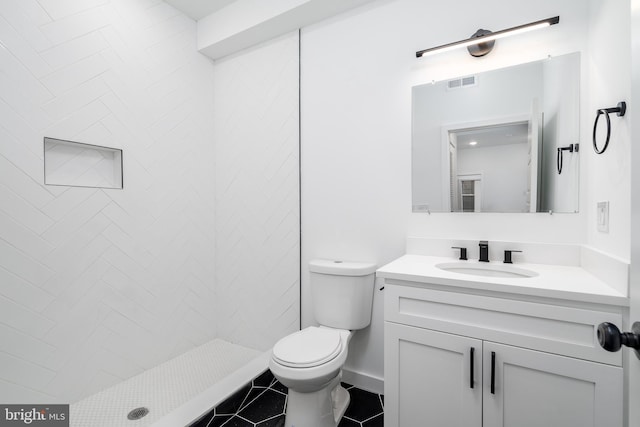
[377,254,629,307]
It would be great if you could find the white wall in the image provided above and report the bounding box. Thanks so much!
[212,31,301,351]
[301,1,410,387]
[301,0,629,387]
[0,0,216,403]
[586,0,631,259]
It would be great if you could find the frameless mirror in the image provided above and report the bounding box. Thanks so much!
[412,52,580,213]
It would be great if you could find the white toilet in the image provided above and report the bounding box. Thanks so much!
[269,259,377,427]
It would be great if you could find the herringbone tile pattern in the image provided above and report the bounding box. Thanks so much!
[0,0,218,404]
[213,32,301,351]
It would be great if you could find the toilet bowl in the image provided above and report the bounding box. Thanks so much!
[270,259,376,427]
[269,326,353,427]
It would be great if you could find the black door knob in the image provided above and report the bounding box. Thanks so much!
[597,322,640,359]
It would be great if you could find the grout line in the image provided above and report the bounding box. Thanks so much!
[341,415,361,425]
[359,411,384,424]
[237,386,270,414]
[203,411,217,427]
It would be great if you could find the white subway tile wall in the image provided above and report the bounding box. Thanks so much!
[0,0,301,406]
[0,0,217,404]
[212,31,300,351]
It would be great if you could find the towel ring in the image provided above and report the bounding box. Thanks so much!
[592,101,626,154]
[557,144,578,174]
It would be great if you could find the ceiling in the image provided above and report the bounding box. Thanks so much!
[164,0,236,20]
[164,0,377,59]
[454,122,529,150]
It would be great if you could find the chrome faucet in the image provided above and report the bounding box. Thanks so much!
[479,241,489,262]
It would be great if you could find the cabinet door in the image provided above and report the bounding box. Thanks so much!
[483,342,623,427]
[384,322,482,427]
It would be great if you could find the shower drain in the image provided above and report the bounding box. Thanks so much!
[127,407,149,421]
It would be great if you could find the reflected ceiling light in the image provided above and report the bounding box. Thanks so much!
[416,16,559,58]
[469,141,478,146]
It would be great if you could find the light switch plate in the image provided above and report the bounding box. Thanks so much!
[597,201,609,233]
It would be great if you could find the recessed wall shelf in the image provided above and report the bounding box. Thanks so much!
[44,137,123,189]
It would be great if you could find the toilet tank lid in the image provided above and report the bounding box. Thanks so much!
[309,259,377,276]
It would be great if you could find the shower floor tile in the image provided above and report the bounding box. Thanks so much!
[70,339,262,427]
[190,370,384,427]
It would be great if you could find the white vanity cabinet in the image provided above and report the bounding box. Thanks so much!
[482,341,621,427]
[385,322,482,426]
[383,283,624,427]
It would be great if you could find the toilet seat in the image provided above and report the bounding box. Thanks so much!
[272,327,342,368]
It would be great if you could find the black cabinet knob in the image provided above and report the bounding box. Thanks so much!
[597,322,640,359]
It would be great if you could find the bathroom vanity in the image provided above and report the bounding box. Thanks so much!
[378,250,628,427]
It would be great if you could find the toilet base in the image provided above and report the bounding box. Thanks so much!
[331,383,350,422]
[283,376,350,427]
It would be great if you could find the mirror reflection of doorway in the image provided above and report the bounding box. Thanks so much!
[444,115,541,213]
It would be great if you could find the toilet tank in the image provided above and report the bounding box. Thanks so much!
[309,259,377,330]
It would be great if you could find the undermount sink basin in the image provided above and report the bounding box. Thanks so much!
[436,262,538,279]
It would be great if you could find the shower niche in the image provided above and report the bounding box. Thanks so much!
[44,137,123,189]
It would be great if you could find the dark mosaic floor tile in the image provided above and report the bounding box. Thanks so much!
[238,387,267,411]
[238,389,286,423]
[256,415,286,427]
[188,411,215,427]
[362,413,384,427]
[215,384,252,415]
[269,379,287,394]
[343,388,384,422]
[208,414,233,427]
[253,370,275,387]
[218,416,254,427]
[192,369,383,427]
[338,417,361,427]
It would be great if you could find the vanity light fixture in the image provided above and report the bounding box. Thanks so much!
[416,16,560,58]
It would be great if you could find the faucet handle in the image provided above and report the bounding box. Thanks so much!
[451,246,468,260]
[503,250,522,264]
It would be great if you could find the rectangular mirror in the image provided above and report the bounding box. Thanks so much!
[412,52,580,213]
